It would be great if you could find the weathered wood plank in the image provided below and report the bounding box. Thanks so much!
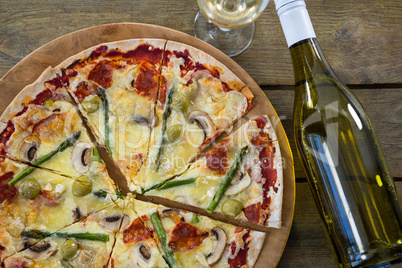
[263,88,402,179]
[0,0,401,85]
[276,181,402,268]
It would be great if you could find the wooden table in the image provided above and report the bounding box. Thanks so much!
[0,0,401,267]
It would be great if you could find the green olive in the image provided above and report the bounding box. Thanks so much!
[166,124,182,143]
[173,94,189,112]
[44,99,54,108]
[72,175,93,196]
[82,95,102,113]
[19,179,41,199]
[60,239,78,259]
[221,199,243,217]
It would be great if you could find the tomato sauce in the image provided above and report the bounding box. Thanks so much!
[123,217,151,243]
[205,146,229,174]
[228,231,250,268]
[168,222,208,251]
[0,172,17,203]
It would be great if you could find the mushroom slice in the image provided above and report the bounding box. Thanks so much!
[124,65,138,91]
[71,142,92,173]
[130,243,152,266]
[206,228,227,265]
[225,170,251,196]
[160,208,184,222]
[99,214,130,232]
[188,111,216,141]
[18,135,40,162]
[196,252,210,268]
[72,207,84,221]
[24,240,55,261]
[131,107,157,128]
[131,115,151,125]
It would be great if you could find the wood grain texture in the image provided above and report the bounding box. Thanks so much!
[0,0,401,85]
[264,87,402,179]
[277,182,402,268]
[0,0,401,267]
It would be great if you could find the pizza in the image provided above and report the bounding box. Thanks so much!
[145,115,283,228]
[0,39,283,267]
[140,41,253,192]
[3,201,124,267]
[131,198,265,268]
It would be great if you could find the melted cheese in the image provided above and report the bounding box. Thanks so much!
[140,66,248,191]
[146,118,278,226]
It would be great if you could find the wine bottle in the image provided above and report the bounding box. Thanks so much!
[275,0,402,267]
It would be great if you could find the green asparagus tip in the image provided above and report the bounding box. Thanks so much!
[115,190,124,199]
[20,230,51,239]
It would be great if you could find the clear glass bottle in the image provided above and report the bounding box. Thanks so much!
[275,0,402,267]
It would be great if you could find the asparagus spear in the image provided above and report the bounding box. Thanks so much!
[93,189,108,199]
[98,87,112,156]
[150,212,178,268]
[207,146,249,213]
[20,230,51,239]
[92,147,102,163]
[55,232,109,242]
[155,86,174,171]
[191,215,200,224]
[157,177,196,190]
[115,190,124,199]
[21,230,109,242]
[8,131,81,186]
[143,177,196,193]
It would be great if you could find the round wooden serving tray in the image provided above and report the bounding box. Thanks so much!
[0,23,295,268]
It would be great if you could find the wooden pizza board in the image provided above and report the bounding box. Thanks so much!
[0,23,295,268]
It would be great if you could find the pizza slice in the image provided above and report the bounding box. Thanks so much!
[0,66,75,162]
[108,196,168,267]
[139,41,254,192]
[0,157,118,262]
[132,199,265,268]
[145,115,283,228]
[1,200,126,268]
[54,39,166,190]
[0,67,119,195]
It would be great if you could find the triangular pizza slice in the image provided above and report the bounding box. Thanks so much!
[0,67,119,196]
[108,196,168,267]
[1,200,126,267]
[0,157,118,262]
[145,115,283,228]
[54,39,166,191]
[0,67,75,162]
[139,41,254,192]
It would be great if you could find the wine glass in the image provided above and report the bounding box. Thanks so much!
[194,0,270,57]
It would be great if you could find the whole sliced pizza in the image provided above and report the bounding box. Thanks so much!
[0,39,283,267]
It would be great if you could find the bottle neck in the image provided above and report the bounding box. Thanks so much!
[275,0,334,85]
[290,38,329,85]
[275,0,316,47]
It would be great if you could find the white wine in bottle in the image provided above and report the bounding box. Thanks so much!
[275,0,402,267]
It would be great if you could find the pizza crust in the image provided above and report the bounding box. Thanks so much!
[267,140,283,228]
[0,121,7,134]
[241,86,254,102]
[0,66,58,123]
[165,40,250,94]
[248,231,266,267]
[260,115,282,227]
[53,38,167,72]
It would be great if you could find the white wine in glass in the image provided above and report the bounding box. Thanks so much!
[194,0,269,57]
